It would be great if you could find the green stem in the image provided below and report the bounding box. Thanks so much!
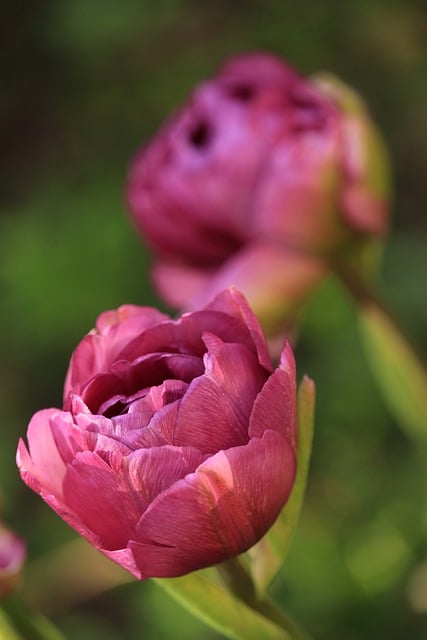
[335,263,427,441]
[333,262,394,315]
[218,558,312,640]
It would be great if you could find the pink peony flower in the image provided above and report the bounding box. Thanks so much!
[126,52,389,333]
[0,522,26,599]
[17,289,298,579]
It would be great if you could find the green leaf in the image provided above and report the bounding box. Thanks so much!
[249,376,316,592]
[153,571,290,640]
[357,302,427,441]
[0,596,66,640]
[0,608,22,640]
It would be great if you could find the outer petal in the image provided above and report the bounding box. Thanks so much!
[126,75,280,261]
[203,287,273,371]
[64,305,170,399]
[313,73,390,237]
[59,445,206,553]
[16,409,68,498]
[124,445,206,513]
[95,305,169,336]
[152,262,212,310]
[28,488,142,579]
[50,412,133,460]
[340,115,389,236]
[174,342,267,453]
[61,451,141,551]
[218,52,302,91]
[158,246,326,339]
[119,304,269,367]
[0,525,26,574]
[130,430,295,578]
[248,342,297,450]
[252,124,346,255]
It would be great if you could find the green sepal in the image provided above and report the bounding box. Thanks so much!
[248,376,315,592]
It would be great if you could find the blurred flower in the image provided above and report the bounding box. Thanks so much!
[17,289,298,579]
[126,52,390,334]
[0,522,26,599]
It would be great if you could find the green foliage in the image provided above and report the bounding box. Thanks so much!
[358,302,427,441]
[154,573,289,640]
[1,0,426,638]
[0,597,66,640]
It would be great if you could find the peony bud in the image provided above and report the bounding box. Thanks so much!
[0,522,26,599]
[126,52,390,332]
[17,289,298,579]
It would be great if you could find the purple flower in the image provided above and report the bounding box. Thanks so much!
[0,522,26,599]
[17,289,298,579]
[126,52,389,332]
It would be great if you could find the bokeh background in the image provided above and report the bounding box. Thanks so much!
[1,1,426,638]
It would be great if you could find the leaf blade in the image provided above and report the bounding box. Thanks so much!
[153,571,289,640]
[357,302,427,441]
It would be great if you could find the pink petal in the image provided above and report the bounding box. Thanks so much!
[127,81,269,257]
[125,445,206,514]
[64,305,170,400]
[218,52,302,90]
[202,288,272,370]
[119,311,251,362]
[252,125,344,254]
[29,488,142,579]
[50,412,133,460]
[61,451,141,550]
[130,430,295,578]
[153,262,213,309]
[95,305,169,336]
[16,409,68,498]
[341,187,388,236]
[0,526,26,573]
[115,400,181,448]
[249,344,297,450]
[80,353,203,415]
[174,342,267,453]
[339,115,389,236]
[58,445,205,557]
[178,247,327,338]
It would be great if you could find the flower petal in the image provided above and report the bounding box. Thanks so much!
[155,252,326,343]
[115,400,181,448]
[174,342,267,453]
[16,409,68,498]
[80,353,203,415]
[203,288,273,370]
[249,343,297,449]
[125,445,206,513]
[64,305,170,400]
[61,451,141,550]
[130,430,295,578]
[59,445,206,556]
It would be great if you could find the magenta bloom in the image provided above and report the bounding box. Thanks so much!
[0,523,26,599]
[17,289,298,579]
[126,52,389,331]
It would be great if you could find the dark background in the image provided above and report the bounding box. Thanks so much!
[1,1,426,638]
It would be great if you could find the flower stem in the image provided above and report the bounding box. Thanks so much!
[218,558,312,640]
[335,263,427,441]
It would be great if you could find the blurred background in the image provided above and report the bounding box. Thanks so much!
[1,0,426,638]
